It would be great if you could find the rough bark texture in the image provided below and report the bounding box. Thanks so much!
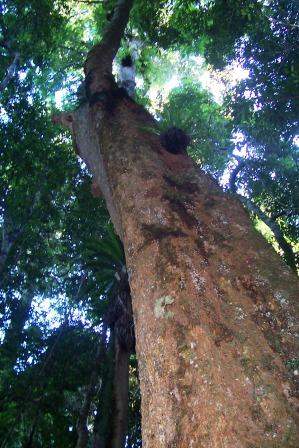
[55,0,299,445]
[70,95,299,447]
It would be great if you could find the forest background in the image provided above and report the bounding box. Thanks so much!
[0,0,298,446]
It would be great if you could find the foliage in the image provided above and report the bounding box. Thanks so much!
[0,0,298,447]
[160,81,232,176]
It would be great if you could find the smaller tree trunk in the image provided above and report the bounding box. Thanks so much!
[76,324,108,448]
[107,339,130,448]
[92,338,115,448]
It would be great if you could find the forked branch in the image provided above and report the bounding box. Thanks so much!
[85,0,134,77]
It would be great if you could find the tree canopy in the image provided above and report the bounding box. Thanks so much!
[0,0,298,446]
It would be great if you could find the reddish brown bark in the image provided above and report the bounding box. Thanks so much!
[71,97,299,447]
[55,0,299,445]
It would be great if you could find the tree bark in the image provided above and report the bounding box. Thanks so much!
[72,93,299,448]
[107,339,129,448]
[55,0,299,445]
[106,270,133,448]
[92,336,114,448]
[76,324,108,448]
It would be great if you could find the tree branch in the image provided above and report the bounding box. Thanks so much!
[85,0,134,77]
[229,160,297,272]
[76,1,103,3]
[0,50,20,93]
[266,14,299,30]
[229,159,247,193]
[236,193,297,272]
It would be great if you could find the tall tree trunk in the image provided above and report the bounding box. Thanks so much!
[55,0,299,445]
[72,91,299,448]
